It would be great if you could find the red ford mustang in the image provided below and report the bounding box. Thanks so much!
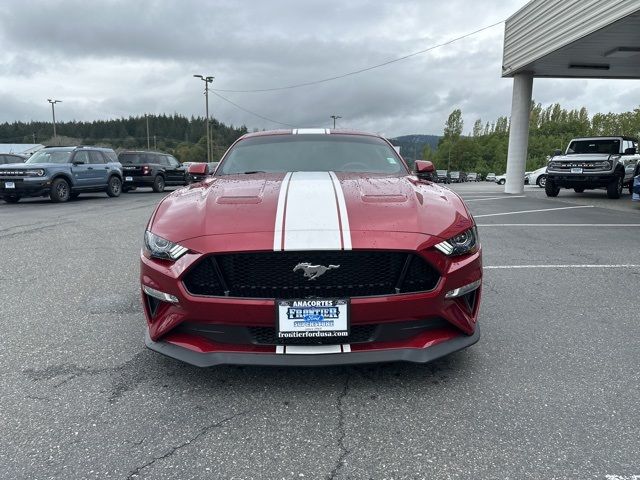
[141,129,482,366]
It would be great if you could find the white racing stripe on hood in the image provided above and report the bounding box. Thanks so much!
[328,171,352,250]
[273,171,351,251]
[273,172,293,251]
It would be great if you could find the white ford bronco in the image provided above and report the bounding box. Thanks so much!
[545,136,639,199]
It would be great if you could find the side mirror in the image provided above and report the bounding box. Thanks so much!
[188,163,207,175]
[624,147,636,155]
[553,149,563,157]
[415,160,435,174]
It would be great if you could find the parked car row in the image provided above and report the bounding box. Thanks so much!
[0,146,217,203]
[432,170,483,184]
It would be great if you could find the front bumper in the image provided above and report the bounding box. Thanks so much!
[0,178,50,198]
[145,325,480,367]
[547,172,617,187]
[140,232,482,367]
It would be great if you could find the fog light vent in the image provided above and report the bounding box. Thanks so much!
[445,279,481,299]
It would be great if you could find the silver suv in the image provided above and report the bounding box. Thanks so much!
[545,136,639,199]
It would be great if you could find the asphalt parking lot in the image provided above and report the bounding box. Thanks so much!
[1,183,639,480]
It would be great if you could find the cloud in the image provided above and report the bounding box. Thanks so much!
[1,0,636,137]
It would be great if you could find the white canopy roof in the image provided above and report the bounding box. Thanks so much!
[0,144,44,155]
[503,0,640,79]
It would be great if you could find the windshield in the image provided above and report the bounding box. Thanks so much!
[436,170,447,175]
[118,153,157,165]
[567,139,620,155]
[450,171,460,177]
[218,134,407,175]
[26,149,73,164]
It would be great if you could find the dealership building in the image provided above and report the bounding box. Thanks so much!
[502,0,640,193]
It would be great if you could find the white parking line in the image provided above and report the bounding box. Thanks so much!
[478,224,640,227]
[485,264,640,270]
[454,191,501,194]
[474,205,593,218]
[465,196,526,202]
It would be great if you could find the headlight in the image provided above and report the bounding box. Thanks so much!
[434,227,479,256]
[26,169,45,177]
[548,162,558,169]
[144,231,188,261]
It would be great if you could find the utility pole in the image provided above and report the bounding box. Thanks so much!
[47,99,62,142]
[145,114,150,150]
[330,115,342,129]
[193,74,214,162]
[154,135,157,150]
[33,132,36,143]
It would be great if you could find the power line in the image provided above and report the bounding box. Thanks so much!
[211,91,296,127]
[212,19,505,93]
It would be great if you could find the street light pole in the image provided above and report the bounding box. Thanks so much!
[145,114,150,150]
[330,115,342,129]
[47,99,62,142]
[193,74,214,162]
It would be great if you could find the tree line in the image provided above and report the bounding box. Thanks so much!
[424,104,640,175]
[0,114,248,163]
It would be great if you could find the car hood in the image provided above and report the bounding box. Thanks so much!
[1,163,64,169]
[150,172,473,245]
[554,154,615,162]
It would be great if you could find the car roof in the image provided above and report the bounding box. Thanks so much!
[239,128,385,140]
[43,146,115,152]
[119,150,167,154]
[570,136,638,142]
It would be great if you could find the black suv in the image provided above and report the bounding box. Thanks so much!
[0,146,123,203]
[118,151,188,193]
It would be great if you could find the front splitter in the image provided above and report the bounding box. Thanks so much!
[145,326,480,367]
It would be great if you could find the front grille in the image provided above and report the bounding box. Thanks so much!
[551,162,609,171]
[183,251,440,299]
[175,319,451,346]
[0,170,27,178]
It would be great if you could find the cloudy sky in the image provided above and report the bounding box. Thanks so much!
[0,0,638,138]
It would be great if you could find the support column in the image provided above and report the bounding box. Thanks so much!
[505,72,533,194]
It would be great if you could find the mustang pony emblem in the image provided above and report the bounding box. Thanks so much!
[293,263,340,281]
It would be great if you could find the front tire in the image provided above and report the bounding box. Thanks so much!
[545,178,560,197]
[50,178,71,203]
[498,179,505,185]
[152,175,165,193]
[537,175,547,188]
[3,195,20,203]
[106,176,122,197]
[606,174,623,199]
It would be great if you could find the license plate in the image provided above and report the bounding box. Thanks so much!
[277,299,349,342]
[5,182,15,189]
[571,168,582,173]
[125,176,133,182]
